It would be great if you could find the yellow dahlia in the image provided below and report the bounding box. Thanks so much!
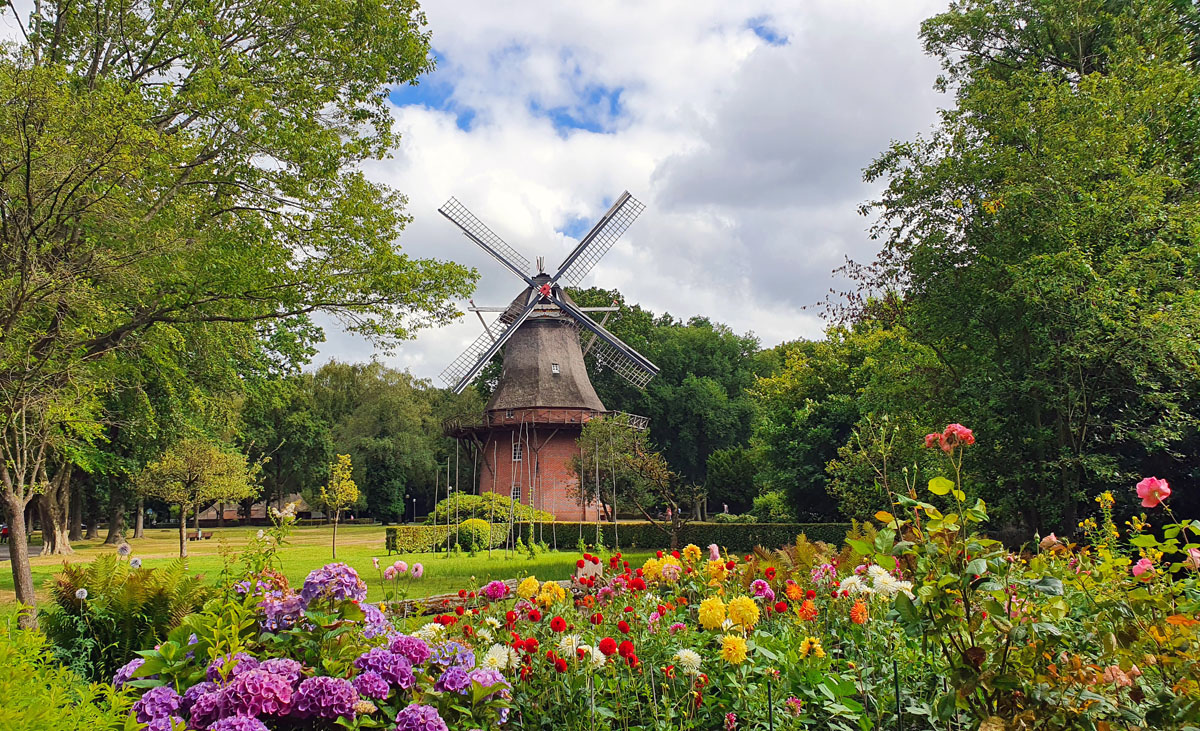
[720,634,748,664]
[537,580,566,607]
[706,560,728,581]
[517,576,540,599]
[727,595,760,629]
[682,544,702,564]
[698,596,726,630]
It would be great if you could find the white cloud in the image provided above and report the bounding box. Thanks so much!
[313,0,949,382]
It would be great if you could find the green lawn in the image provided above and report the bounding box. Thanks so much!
[0,523,650,607]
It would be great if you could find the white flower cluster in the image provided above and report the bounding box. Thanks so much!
[575,644,606,670]
[269,502,298,520]
[674,648,702,675]
[414,622,445,643]
[482,643,520,671]
[840,564,915,599]
[558,634,582,656]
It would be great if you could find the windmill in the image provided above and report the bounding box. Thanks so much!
[438,191,656,522]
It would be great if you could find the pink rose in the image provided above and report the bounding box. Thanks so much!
[1131,558,1154,579]
[1184,547,1200,571]
[1135,477,1171,508]
[941,423,975,452]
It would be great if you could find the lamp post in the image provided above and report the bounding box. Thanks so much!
[411,497,417,525]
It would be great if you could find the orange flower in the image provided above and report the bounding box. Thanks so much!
[795,599,818,622]
[785,582,804,601]
[850,600,868,625]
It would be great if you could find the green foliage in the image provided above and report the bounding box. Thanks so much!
[510,521,852,553]
[240,374,334,511]
[456,518,491,553]
[40,555,211,682]
[426,492,552,525]
[860,0,1200,531]
[751,489,797,523]
[704,446,759,514]
[0,624,139,731]
[711,512,756,524]
[385,523,509,553]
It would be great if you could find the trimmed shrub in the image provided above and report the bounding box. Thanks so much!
[508,521,852,553]
[425,492,552,525]
[385,522,510,553]
[457,518,491,552]
[752,490,798,523]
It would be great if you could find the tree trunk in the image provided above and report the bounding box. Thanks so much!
[194,504,200,537]
[68,480,83,542]
[38,466,74,555]
[134,498,145,538]
[332,509,339,559]
[217,502,225,527]
[105,494,126,544]
[84,485,100,540]
[179,502,188,558]
[2,492,38,629]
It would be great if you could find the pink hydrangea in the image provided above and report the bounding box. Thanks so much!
[1135,477,1171,508]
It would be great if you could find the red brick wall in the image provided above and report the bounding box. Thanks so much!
[474,426,602,522]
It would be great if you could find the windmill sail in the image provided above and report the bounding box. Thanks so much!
[441,295,540,393]
[554,192,645,287]
[439,197,534,282]
[552,292,658,389]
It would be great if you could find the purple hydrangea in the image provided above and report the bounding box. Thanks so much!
[181,682,218,714]
[361,602,392,639]
[258,658,304,686]
[482,580,509,601]
[206,653,260,683]
[132,685,181,722]
[434,666,470,694]
[431,641,474,670]
[394,703,449,731]
[353,647,415,689]
[299,563,367,607]
[389,635,431,666]
[112,657,145,688]
[224,669,293,716]
[259,592,304,631]
[292,676,358,720]
[466,668,511,700]
[352,670,390,700]
[188,689,229,729]
[208,717,269,731]
[145,715,184,731]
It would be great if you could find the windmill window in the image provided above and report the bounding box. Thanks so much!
[512,442,523,461]
[505,410,514,419]
[551,363,560,374]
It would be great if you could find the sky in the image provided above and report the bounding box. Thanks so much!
[319,0,951,384]
[5,1,950,384]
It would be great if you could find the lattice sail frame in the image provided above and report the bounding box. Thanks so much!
[555,193,645,287]
[438,319,499,388]
[440,197,532,275]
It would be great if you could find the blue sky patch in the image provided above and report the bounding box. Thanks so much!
[389,50,476,131]
[556,215,593,240]
[529,84,624,135]
[747,16,788,46]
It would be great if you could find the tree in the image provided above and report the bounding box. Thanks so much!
[320,454,359,559]
[240,375,334,515]
[857,0,1200,531]
[704,447,758,515]
[136,439,257,557]
[0,0,473,622]
[573,415,703,549]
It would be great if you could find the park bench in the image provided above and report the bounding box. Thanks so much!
[187,531,214,541]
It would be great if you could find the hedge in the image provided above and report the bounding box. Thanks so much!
[386,523,511,554]
[385,521,851,555]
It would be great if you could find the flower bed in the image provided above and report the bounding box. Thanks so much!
[113,425,1200,730]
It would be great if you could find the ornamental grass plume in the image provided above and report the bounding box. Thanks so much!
[1136,477,1171,508]
[727,595,760,629]
[719,635,748,664]
[698,596,726,630]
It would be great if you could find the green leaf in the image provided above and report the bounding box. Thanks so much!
[1030,576,1063,596]
[928,476,954,496]
[966,558,987,576]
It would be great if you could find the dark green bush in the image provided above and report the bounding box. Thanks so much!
[39,555,211,683]
[386,523,510,553]
[425,493,552,525]
[508,521,852,553]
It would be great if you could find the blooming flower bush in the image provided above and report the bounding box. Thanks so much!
[110,425,1200,730]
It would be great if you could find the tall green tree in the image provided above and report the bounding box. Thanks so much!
[859,0,1200,531]
[136,438,258,557]
[0,0,474,622]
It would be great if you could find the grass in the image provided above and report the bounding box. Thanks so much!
[0,523,651,607]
